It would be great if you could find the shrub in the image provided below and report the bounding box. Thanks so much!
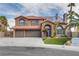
[43,37,71,45]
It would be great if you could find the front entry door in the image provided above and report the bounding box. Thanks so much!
[45,25,51,37]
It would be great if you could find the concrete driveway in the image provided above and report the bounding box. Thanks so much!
[0,37,44,47]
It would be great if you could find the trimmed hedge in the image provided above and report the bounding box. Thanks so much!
[43,37,71,45]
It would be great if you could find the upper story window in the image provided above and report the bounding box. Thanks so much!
[31,20,39,26]
[19,19,26,26]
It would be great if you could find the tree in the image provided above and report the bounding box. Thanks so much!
[67,3,75,23]
[0,16,8,26]
[67,3,79,37]
[0,16,8,32]
[68,3,75,13]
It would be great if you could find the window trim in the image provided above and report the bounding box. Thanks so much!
[19,19,26,26]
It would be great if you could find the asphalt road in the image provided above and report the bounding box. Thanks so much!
[0,47,79,56]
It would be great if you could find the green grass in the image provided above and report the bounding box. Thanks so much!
[43,37,71,45]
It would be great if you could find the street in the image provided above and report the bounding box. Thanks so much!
[0,38,79,56]
[0,47,79,56]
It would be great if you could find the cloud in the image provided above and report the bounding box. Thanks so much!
[0,3,29,18]
[0,3,78,19]
[1,3,79,28]
[0,3,69,19]
[21,3,66,16]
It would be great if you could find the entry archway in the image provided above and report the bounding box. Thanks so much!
[44,24,52,37]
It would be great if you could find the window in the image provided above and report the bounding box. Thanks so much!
[19,19,26,26]
[31,20,39,25]
[57,27,63,34]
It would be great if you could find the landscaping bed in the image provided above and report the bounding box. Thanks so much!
[43,37,71,45]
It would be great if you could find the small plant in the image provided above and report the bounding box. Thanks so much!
[43,37,70,45]
[42,29,48,32]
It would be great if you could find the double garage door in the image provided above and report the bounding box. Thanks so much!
[15,30,41,37]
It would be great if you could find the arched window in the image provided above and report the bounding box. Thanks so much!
[57,26,63,35]
[19,19,26,26]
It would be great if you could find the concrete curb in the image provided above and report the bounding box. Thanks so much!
[0,44,79,52]
[43,44,79,52]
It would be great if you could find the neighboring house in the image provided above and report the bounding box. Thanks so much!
[13,16,67,37]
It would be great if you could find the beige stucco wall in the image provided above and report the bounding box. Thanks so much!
[0,32,5,37]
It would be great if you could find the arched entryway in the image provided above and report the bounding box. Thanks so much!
[44,24,51,37]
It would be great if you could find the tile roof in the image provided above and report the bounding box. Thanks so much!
[14,26,41,30]
[15,16,46,20]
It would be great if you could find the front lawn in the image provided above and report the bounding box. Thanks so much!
[43,37,71,45]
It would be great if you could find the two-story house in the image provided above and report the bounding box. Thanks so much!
[13,16,67,37]
[13,16,45,37]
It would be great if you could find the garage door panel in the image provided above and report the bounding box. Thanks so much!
[25,30,41,37]
[15,30,41,37]
[15,30,24,37]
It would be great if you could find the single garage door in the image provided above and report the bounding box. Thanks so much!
[25,30,41,37]
[15,30,24,37]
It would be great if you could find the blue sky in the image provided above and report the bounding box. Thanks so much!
[0,3,66,19]
[0,3,78,28]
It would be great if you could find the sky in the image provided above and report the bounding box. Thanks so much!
[0,3,79,28]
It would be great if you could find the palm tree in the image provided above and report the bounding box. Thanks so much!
[67,3,75,23]
[67,3,79,37]
[68,3,75,13]
[0,16,8,26]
